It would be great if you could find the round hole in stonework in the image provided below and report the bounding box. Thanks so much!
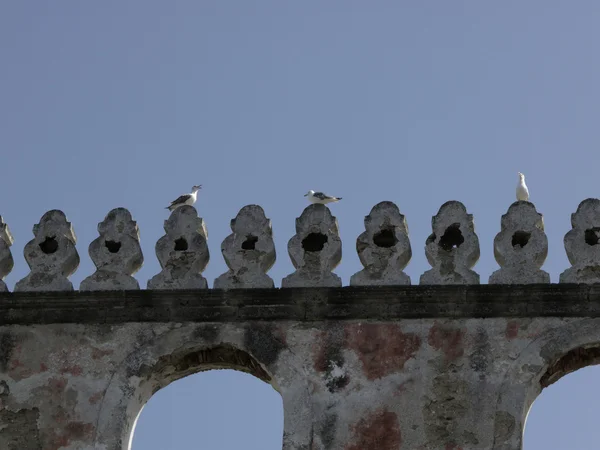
[302,233,328,252]
[39,236,58,254]
[439,223,464,251]
[585,228,600,246]
[512,231,531,248]
[174,238,188,251]
[105,240,121,253]
[373,228,397,248]
[242,235,258,250]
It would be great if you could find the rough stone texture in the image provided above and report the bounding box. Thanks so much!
[420,201,480,285]
[147,205,209,289]
[0,216,14,292]
[214,205,275,289]
[0,285,596,449]
[80,208,143,291]
[282,204,342,287]
[489,201,550,284]
[560,198,600,283]
[350,201,411,286]
[14,210,79,292]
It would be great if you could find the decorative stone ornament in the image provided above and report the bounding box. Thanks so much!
[80,208,143,291]
[0,216,14,292]
[282,204,342,287]
[214,205,275,289]
[560,198,600,283]
[420,201,480,285]
[14,210,80,291]
[489,201,550,284]
[148,205,209,289]
[350,201,412,286]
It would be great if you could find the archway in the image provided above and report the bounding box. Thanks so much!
[492,319,600,449]
[130,368,283,450]
[523,353,600,449]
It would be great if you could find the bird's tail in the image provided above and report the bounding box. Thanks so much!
[337,197,342,200]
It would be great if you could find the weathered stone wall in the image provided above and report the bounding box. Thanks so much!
[0,286,599,450]
[1,199,600,449]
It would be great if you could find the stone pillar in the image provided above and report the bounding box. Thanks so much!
[489,201,550,284]
[0,217,14,292]
[420,201,480,285]
[80,208,143,291]
[350,201,412,286]
[214,205,275,289]
[282,204,342,287]
[560,198,600,283]
[14,210,79,291]
[148,205,209,289]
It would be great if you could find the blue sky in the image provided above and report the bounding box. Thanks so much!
[1,2,600,448]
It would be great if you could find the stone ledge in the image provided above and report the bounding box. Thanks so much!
[0,284,596,324]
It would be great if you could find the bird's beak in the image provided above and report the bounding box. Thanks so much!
[303,193,308,196]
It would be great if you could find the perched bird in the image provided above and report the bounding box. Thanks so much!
[166,185,202,212]
[516,172,529,201]
[304,189,342,205]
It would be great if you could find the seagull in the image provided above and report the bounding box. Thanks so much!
[166,185,202,212]
[516,172,529,201]
[304,190,342,205]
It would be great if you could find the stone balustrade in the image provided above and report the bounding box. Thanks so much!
[2,198,600,290]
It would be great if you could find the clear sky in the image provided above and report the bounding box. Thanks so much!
[1,1,600,449]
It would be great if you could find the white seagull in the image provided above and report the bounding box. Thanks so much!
[304,190,342,205]
[516,172,529,201]
[166,185,202,211]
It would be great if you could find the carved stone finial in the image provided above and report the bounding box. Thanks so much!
[0,217,15,292]
[489,201,550,284]
[420,201,480,285]
[147,205,209,289]
[14,210,79,292]
[350,201,412,286]
[560,198,600,283]
[282,204,342,287]
[80,208,143,291]
[214,205,275,289]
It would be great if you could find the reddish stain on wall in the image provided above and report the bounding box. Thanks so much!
[345,408,402,450]
[345,324,421,380]
[48,422,95,450]
[91,347,113,360]
[60,365,83,376]
[428,323,465,362]
[313,330,329,373]
[505,321,519,340]
[89,391,104,404]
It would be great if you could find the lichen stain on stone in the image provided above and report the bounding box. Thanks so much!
[243,323,287,368]
[0,407,41,450]
[345,323,421,380]
[313,325,350,392]
[428,322,465,362]
[505,321,519,340]
[345,408,401,450]
[493,411,516,443]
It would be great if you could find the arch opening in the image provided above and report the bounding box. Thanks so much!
[127,344,284,450]
[523,345,600,449]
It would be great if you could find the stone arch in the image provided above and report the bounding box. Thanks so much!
[492,318,600,449]
[92,323,313,450]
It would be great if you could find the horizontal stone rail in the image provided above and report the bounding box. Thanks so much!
[2,198,600,291]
